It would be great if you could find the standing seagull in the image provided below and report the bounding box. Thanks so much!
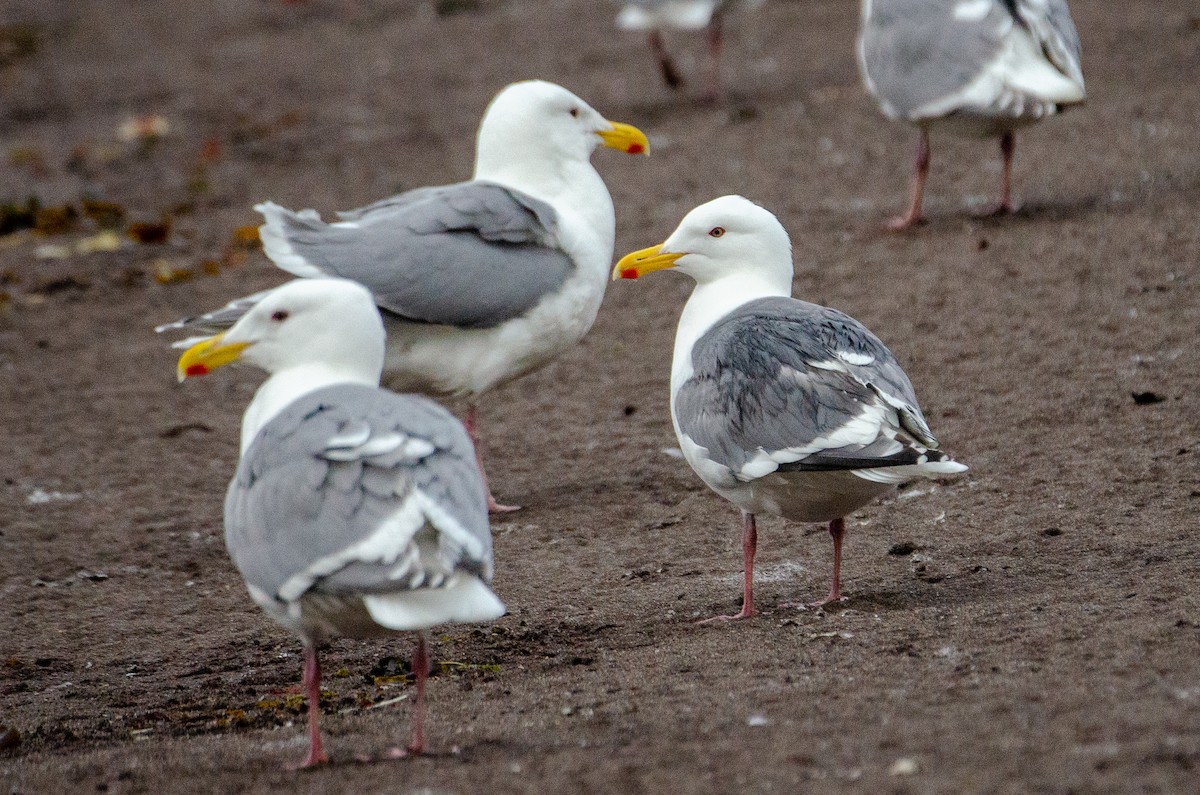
[613,196,966,620]
[615,0,765,101]
[160,80,649,512]
[176,278,505,767]
[857,0,1085,229]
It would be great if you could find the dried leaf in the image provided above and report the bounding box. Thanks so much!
[33,205,78,235]
[128,217,173,244]
[231,225,260,248]
[81,198,126,229]
[153,259,194,284]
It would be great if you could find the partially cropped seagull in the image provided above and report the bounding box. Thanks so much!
[613,196,966,620]
[615,0,765,100]
[176,278,505,766]
[857,0,1086,229]
[160,80,649,512]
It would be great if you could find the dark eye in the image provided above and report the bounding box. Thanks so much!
[270,310,289,322]
[569,107,580,118]
[709,227,725,238]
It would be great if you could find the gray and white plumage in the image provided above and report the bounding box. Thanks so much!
[857,0,1085,226]
[226,384,500,645]
[255,184,572,331]
[674,296,955,515]
[613,195,965,616]
[163,80,648,399]
[162,80,649,511]
[175,277,503,764]
[858,0,1084,132]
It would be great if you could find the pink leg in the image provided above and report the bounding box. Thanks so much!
[382,632,429,759]
[887,128,930,231]
[999,131,1015,211]
[977,131,1017,216]
[698,510,757,623]
[702,12,724,103]
[808,517,847,607]
[410,633,429,754]
[290,645,328,769]
[464,403,519,513]
[649,30,685,90]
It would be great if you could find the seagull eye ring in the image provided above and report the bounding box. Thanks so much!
[709,226,725,238]
[271,310,289,322]
[569,107,581,118]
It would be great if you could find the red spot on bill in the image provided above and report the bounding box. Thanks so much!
[627,142,646,155]
[620,268,639,280]
[185,363,210,377]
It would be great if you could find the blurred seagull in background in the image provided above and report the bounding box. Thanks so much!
[857,0,1085,229]
[614,196,966,620]
[160,80,649,512]
[176,278,505,767]
[616,0,766,101]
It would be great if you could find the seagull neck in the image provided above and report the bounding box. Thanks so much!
[240,364,379,455]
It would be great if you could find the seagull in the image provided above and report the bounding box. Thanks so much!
[615,0,765,101]
[176,278,505,767]
[613,195,966,620]
[160,80,650,512]
[857,0,1086,229]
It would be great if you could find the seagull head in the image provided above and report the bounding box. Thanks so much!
[612,195,794,289]
[474,80,648,175]
[176,278,385,384]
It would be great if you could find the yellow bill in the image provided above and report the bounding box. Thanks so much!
[598,121,650,156]
[611,244,684,281]
[176,332,251,382]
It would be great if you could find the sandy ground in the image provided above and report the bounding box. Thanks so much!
[1,0,1199,792]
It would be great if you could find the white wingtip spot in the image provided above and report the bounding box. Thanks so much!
[953,0,992,22]
[836,350,876,367]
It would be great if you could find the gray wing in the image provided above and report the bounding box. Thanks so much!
[674,297,949,482]
[256,181,575,329]
[858,0,1015,120]
[224,384,492,606]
